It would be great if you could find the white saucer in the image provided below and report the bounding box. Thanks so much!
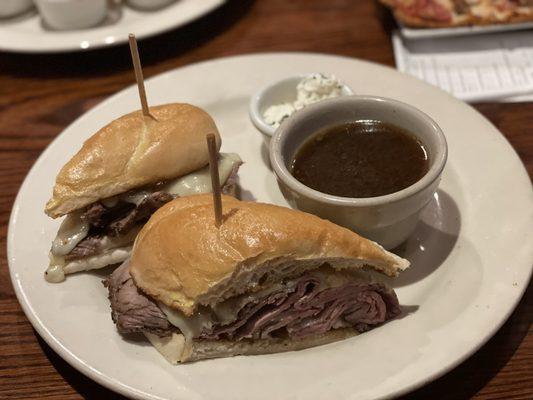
[0,0,224,53]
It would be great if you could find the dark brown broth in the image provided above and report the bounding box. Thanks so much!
[291,121,429,198]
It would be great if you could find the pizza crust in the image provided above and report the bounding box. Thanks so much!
[393,8,471,28]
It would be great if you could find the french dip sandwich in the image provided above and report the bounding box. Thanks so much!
[45,103,242,283]
[105,194,409,363]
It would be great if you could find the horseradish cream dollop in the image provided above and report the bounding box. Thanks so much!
[263,73,347,128]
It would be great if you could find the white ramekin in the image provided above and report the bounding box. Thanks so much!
[270,95,448,249]
[249,75,353,146]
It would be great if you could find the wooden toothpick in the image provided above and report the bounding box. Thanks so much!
[128,33,152,118]
[206,134,223,227]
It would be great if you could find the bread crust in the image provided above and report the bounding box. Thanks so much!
[45,103,221,218]
[129,194,409,316]
[145,328,360,363]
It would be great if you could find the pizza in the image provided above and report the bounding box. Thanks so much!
[379,0,533,28]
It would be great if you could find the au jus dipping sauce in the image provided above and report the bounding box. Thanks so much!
[291,121,429,198]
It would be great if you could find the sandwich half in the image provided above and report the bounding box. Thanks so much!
[45,103,242,282]
[105,194,409,363]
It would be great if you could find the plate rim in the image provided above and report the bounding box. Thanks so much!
[7,52,533,400]
[0,0,225,54]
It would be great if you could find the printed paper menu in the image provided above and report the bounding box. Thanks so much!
[393,31,533,102]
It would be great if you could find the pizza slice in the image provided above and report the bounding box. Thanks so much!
[513,2,533,23]
[462,0,533,24]
[380,0,533,27]
[469,0,517,23]
[379,0,472,27]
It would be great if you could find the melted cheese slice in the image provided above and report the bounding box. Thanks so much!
[51,210,89,256]
[144,332,185,365]
[45,227,141,283]
[159,304,213,342]
[160,153,241,197]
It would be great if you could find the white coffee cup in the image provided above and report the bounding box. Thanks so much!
[0,0,34,18]
[35,0,107,30]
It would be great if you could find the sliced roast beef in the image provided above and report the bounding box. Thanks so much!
[81,192,172,236]
[221,162,242,196]
[201,273,400,340]
[108,192,173,236]
[83,203,107,227]
[64,235,103,261]
[104,261,172,336]
[106,263,400,342]
[65,192,173,260]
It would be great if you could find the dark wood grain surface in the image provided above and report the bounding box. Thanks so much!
[0,1,531,399]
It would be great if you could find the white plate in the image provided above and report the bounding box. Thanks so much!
[0,0,224,53]
[399,20,533,39]
[8,53,533,400]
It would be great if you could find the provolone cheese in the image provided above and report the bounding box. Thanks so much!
[62,247,132,275]
[44,264,65,283]
[159,303,213,342]
[45,247,133,283]
[160,153,241,197]
[144,332,185,365]
[45,227,141,282]
[51,210,90,256]
[120,190,151,206]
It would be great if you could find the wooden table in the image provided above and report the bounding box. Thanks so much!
[0,1,531,399]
